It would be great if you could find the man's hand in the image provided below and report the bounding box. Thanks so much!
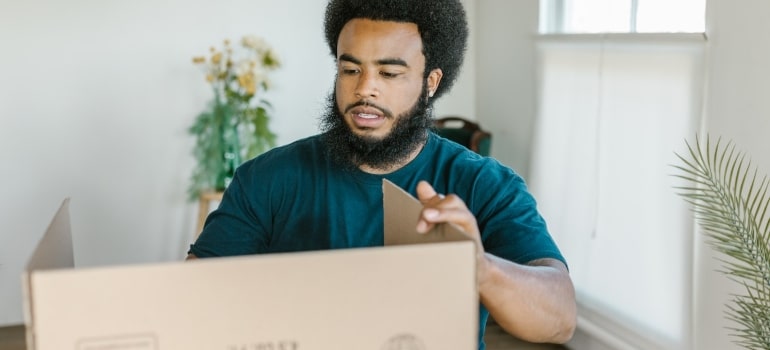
[415,181,490,279]
[415,180,480,244]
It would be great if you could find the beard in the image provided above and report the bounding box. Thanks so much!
[320,84,434,171]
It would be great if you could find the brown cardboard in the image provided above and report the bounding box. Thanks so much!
[383,179,473,246]
[22,198,74,350]
[23,181,478,350]
[25,198,74,272]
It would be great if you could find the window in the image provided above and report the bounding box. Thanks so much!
[530,37,704,348]
[532,1,708,348]
[540,0,706,34]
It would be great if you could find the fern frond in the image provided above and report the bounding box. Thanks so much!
[674,135,770,349]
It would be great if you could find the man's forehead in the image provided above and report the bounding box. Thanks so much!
[339,19,420,39]
[337,19,423,56]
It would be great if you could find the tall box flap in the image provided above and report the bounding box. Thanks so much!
[24,198,75,350]
[25,198,74,272]
[383,179,473,245]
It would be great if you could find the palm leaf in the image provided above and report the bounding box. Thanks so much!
[673,135,770,349]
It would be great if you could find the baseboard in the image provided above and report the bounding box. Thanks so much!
[566,301,683,350]
[567,315,637,350]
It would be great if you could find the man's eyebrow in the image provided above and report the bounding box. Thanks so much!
[339,53,361,65]
[377,58,408,67]
[338,54,408,68]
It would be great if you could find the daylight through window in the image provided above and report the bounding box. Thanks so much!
[540,0,706,34]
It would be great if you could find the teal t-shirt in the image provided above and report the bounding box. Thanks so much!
[189,132,565,350]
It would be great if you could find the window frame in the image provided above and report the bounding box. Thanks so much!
[540,0,703,34]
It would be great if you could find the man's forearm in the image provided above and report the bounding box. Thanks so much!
[478,254,576,344]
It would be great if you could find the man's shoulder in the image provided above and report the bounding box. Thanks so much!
[429,132,513,174]
[254,134,323,161]
[275,134,324,153]
[237,134,325,174]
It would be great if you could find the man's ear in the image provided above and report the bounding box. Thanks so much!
[427,68,443,97]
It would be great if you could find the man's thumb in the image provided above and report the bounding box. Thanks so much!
[416,180,438,203]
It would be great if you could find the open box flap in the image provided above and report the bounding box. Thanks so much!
[23,198,75,350]
[25,198,74,272]
[383,179,473,246]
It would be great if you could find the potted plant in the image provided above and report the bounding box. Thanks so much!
[188,35,281,200]
[673,136,770,349]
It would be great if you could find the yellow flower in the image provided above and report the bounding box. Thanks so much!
[193,35,279,95]
[211,52,222,65]
[234,59,254,76]
[237,73,256,95]
[241,35,267,51]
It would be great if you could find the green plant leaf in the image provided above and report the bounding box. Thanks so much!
[673,135,770,349]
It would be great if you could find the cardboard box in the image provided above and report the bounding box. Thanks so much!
[23,180,477,349]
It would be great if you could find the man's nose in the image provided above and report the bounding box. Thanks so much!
[354,70,379,98]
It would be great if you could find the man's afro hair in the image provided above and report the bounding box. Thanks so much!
[324,0,468,100]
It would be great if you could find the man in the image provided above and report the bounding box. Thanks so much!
[188,0,576,348]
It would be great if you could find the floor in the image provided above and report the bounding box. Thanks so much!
[0,326,24,350]
[484,320,568,349]
[0,321,568,350]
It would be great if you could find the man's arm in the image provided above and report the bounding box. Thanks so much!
[415,181,576,343]
[478,255,575,343]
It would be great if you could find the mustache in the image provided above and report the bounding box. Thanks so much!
[343,100,393,119]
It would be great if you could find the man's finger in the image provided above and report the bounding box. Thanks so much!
[416,180,439,203]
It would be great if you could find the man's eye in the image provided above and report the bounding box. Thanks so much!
[341,68,359,75]
[380,71,400,78]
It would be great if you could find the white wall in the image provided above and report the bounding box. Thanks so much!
[0,0,476,326]
[475,0,539,177]
[694,0,770,349]
[435,0,478,120]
